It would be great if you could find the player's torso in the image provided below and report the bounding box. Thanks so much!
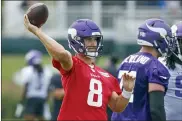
[60,58,114,120]
[112,52,164,121]
[26,67,51,99]
[161,61,182,120]
[165,64,182,98]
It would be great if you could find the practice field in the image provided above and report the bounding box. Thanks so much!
[1,54,109,119]
[2,54,108,81]
[2,54,51,81]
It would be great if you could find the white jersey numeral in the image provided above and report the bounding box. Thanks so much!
[87,78,102,107]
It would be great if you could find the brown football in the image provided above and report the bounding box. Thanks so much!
[26,3,48,28]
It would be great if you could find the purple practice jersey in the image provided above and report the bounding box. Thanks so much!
[111,52,170,121]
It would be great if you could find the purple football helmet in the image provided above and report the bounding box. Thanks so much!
[25,49,42,65]
[137,18,175,57]
[67,19,103,58]
[171,21,182,61]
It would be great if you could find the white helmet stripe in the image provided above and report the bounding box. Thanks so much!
[146,23,167,38]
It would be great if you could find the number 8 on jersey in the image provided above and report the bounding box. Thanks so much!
[87,78,102,107]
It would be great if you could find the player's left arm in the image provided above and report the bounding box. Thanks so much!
[148,64,170,121]
[108,73,135,112]
[148,83,166,121]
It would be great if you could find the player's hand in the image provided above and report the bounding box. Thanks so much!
[24,14,40,35]
[122,73,135,92]
[14,103,24,118]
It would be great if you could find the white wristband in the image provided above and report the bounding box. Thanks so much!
[122,88,133,99]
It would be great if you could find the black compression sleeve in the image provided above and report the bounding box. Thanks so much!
[149,91,166,121]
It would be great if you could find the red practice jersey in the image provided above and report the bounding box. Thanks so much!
[52,56,121,120]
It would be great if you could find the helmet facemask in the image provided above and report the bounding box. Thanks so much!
[67,19,103,58]
[83,35,103,58]
[68,34,103,58]
[154,35,176,57]
[174,36,182,61]
[171,23,182,61]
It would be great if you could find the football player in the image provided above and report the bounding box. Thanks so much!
[24,14,135,120]
[159,21,182,120]
[48,73,64,121]
[14,50,52,121]
[112,19,175,121]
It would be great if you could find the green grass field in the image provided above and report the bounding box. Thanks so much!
[2,54,51,81]
[2,54,108,81]
[2,54,109,118]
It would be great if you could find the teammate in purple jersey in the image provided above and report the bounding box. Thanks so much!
[112,19,176,121]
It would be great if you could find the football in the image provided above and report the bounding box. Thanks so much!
[26,3,49,28]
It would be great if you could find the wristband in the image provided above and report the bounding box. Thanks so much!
[122,88,133,99]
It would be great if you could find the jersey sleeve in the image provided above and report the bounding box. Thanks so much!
[52,57,76,75]
[147,60,170,91]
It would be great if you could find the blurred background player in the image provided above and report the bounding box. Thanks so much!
[13,49,52,121]
[159,21,182,120]
[111,18,175,121]
[105,55,119,78]
[48,73,64,121]
[24,13,136,120]
[104,55,119,120]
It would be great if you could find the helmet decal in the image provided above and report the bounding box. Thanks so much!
[146,22,167,38]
